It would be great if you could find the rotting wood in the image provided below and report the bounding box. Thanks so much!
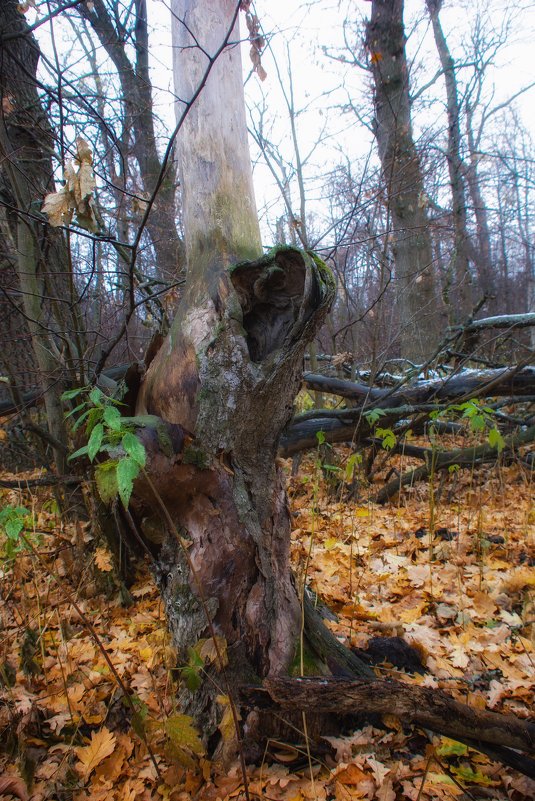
[242,676,535,777]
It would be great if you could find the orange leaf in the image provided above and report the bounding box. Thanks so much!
[75,727,117,779]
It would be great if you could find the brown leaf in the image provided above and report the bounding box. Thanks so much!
[75,727,117,779]
[76,136,93,164]
[42,188,74,227]
[0,776,28,801]
[333,762,368,785]
[2,95,15,115]
[94,546,113,572]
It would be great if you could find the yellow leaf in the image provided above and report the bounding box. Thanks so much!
[75,727,117,779]
[163,714,204,755]
[216,695,238,743]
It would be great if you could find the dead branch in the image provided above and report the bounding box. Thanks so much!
[374,422,535,503]
[242,677,535,777]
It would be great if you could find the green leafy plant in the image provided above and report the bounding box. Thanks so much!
[0,505,38,561]
[64,386,146,507]
[364,407,387,426]
[364,408,397,451]
[375,426,396,451]
[430,398,505,453]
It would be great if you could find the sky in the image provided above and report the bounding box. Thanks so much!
[145,0,535,245]
[27,0,535,248]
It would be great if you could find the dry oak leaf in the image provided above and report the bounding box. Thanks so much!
[75,727,117,779]
[94,546,113,572]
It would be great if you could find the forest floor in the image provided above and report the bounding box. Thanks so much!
[0,443,534,801]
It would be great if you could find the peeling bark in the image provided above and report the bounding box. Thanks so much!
[133,247,335,737]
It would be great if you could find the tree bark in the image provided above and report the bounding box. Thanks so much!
[426,0,473,319]
[128,0,350,743]
[366,0,444,361]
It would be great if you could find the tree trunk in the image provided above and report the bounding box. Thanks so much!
[426,0,473,319]
[131,0,341,743]
[465,103,495,304]
[366,0,444,361]
[79,0,184,282]
[0,0,81,474]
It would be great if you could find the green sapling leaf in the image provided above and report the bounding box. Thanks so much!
[488,427,505,453]
[122,432,146,467]
[103,405,122,431]
[95,460,119,504]
[117,456,140,507]
[87,423,104,462]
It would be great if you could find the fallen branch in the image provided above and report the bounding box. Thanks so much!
[374,423,535,503]
[451,312,535,334]
[242,677,535,777]
[0,475,84,489]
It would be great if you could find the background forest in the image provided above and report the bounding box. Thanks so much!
[0,1,534,800]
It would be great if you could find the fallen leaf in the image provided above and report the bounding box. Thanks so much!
[75,727,117,779]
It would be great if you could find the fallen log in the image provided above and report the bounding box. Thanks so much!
[374,423,535,504]
[303,366,535,406]
[242,676,535,777]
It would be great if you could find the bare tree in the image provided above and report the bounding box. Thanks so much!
[365,0,444,361]
[426,0,473,318]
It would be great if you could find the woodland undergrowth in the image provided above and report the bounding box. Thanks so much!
[0,434,534,801]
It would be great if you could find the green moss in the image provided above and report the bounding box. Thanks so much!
[308,250,336,293]
[183,446,210,470]
[229,244,302,275]
[288,638,325,676]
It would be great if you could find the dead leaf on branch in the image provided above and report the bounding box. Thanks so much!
[42,136,98,232]
[2,95,15,115]
[245,12,267,81]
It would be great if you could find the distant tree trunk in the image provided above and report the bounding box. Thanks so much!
[465,103,495,304]
[426,0,472,319]
[79,0,184,283]
[0,0,81,473]
[366,0,443,362]
[130,0,362,747]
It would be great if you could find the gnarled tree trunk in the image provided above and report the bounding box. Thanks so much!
[128,0,354,744]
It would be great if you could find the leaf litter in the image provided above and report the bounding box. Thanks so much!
[0,446,533,800]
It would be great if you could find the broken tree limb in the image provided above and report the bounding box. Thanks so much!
[241,677,535,777]
[303,367,535,406]
[374,423,535,504]
[451,312,535,334]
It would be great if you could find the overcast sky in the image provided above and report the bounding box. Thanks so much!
[145,0,535,244]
